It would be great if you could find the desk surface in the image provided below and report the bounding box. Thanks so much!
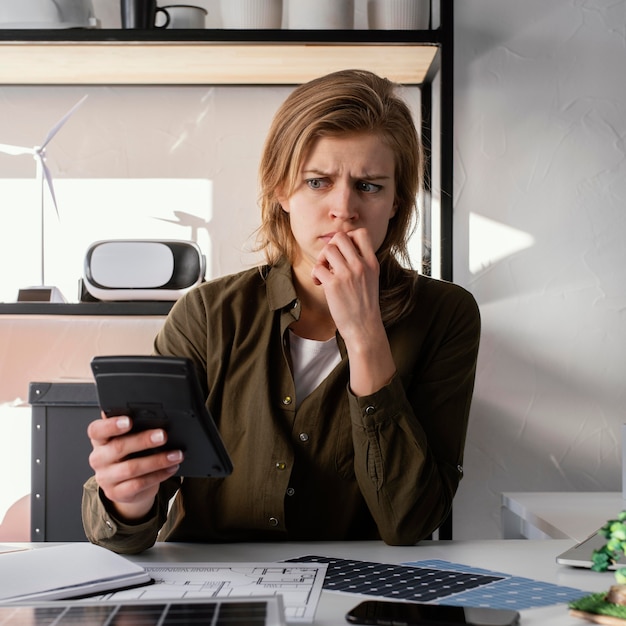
[105,539,612,626]
[502,492,625,541]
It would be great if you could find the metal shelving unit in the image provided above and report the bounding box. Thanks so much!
[0,0,453,314]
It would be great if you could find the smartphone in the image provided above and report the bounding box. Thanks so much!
[345,600,520,626]
[90,355,233,478]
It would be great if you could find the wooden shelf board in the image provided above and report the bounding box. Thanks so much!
[0,42,438,85]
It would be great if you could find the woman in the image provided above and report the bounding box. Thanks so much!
[82,69,480,554]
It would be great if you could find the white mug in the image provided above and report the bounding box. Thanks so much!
[368,0,430,30]
[287,0,354,29]
[220,0,282,29]
[0,0,96,27]
[159,5,207,29]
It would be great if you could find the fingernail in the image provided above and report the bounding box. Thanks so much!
[116,416,130,429]
[167,450,183,463]
[150,430,165,444]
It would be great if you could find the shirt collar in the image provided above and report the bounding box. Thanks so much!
[265,258,298,312]
[265,258,346,356]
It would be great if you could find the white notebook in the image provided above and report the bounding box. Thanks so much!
[0,543,152,602]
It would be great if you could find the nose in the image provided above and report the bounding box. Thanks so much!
[328,184,358,222]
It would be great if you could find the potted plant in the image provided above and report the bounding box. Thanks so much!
[569,511,626,622]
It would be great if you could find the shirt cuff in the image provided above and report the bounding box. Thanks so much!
[348,372,407,426]
[98,487,159,537]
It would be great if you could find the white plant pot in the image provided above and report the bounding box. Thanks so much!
[286,0,354,30]
[220,0,283,29]
[367,0,430,30]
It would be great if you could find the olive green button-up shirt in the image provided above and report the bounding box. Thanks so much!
[82,260,480,554]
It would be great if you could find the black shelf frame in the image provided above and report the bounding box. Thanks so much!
[0,27,443,45]
[0,0,453,314]
[439,0,454,281]
[0,301,173,316]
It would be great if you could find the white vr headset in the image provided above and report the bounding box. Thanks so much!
[82,239,206,302]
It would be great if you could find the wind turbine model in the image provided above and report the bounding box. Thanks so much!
[0,94,88,302]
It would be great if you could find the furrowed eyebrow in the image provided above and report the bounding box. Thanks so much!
[360,173,392,181]
[302,168,331,177]
[302,168,391,181]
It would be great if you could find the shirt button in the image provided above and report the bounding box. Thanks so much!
[457,464,464,474]
[291,300,299,309]
[269,517,279,527]
[282,396,293,405]
[275,461,286,470]
[365,405,376,415]
[286,488,295,496]
[299,432,309,442]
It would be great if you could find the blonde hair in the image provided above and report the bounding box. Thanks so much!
[257,69,423,325]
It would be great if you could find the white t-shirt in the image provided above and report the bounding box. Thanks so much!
[288,330,341,409]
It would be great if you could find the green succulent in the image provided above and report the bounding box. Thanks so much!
[591,511,626,584]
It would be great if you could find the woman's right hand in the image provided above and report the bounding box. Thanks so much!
[87,412,183,522]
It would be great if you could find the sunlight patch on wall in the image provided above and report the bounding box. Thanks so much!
[469,213,534,274]
[0,178,212,303]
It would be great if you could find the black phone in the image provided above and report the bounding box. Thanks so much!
[345,600,520,626]
[90,355,233,478]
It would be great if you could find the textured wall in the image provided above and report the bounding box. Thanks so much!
[0,0,411,525]
[0,85,287,300]
[453,0,626,538]
[2,0,624,538]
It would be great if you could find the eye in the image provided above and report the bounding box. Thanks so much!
[306,178,329,190]
[357,181,383,193]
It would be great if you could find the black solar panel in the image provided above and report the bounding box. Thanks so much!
[0,596,285,626]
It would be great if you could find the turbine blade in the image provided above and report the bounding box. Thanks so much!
[0,143,34,156]
[39,154,59,219]
[40,94,88,149]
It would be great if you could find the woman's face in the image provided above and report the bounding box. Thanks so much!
[278,132,397,272]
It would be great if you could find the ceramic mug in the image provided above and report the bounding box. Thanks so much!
[121,0,170,29]
[0,0,97,27]
[220,0,282,29]
[159,4,207,29]
[367,0,430,30]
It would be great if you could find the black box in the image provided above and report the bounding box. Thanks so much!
[29,382,99,542]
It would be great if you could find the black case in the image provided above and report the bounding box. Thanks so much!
[91,355,233,478]
[30,381,100,541]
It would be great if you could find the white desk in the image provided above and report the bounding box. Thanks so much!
[501,492,626,541]
[110,539,611,626]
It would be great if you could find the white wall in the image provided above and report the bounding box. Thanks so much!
[0,85,287,301]
[453,0,626,538]
[2,0,624,539]
[0,0,416,528]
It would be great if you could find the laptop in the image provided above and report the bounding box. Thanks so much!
[556,530,626,569]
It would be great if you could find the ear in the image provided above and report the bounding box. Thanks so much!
[275,187,290,213]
